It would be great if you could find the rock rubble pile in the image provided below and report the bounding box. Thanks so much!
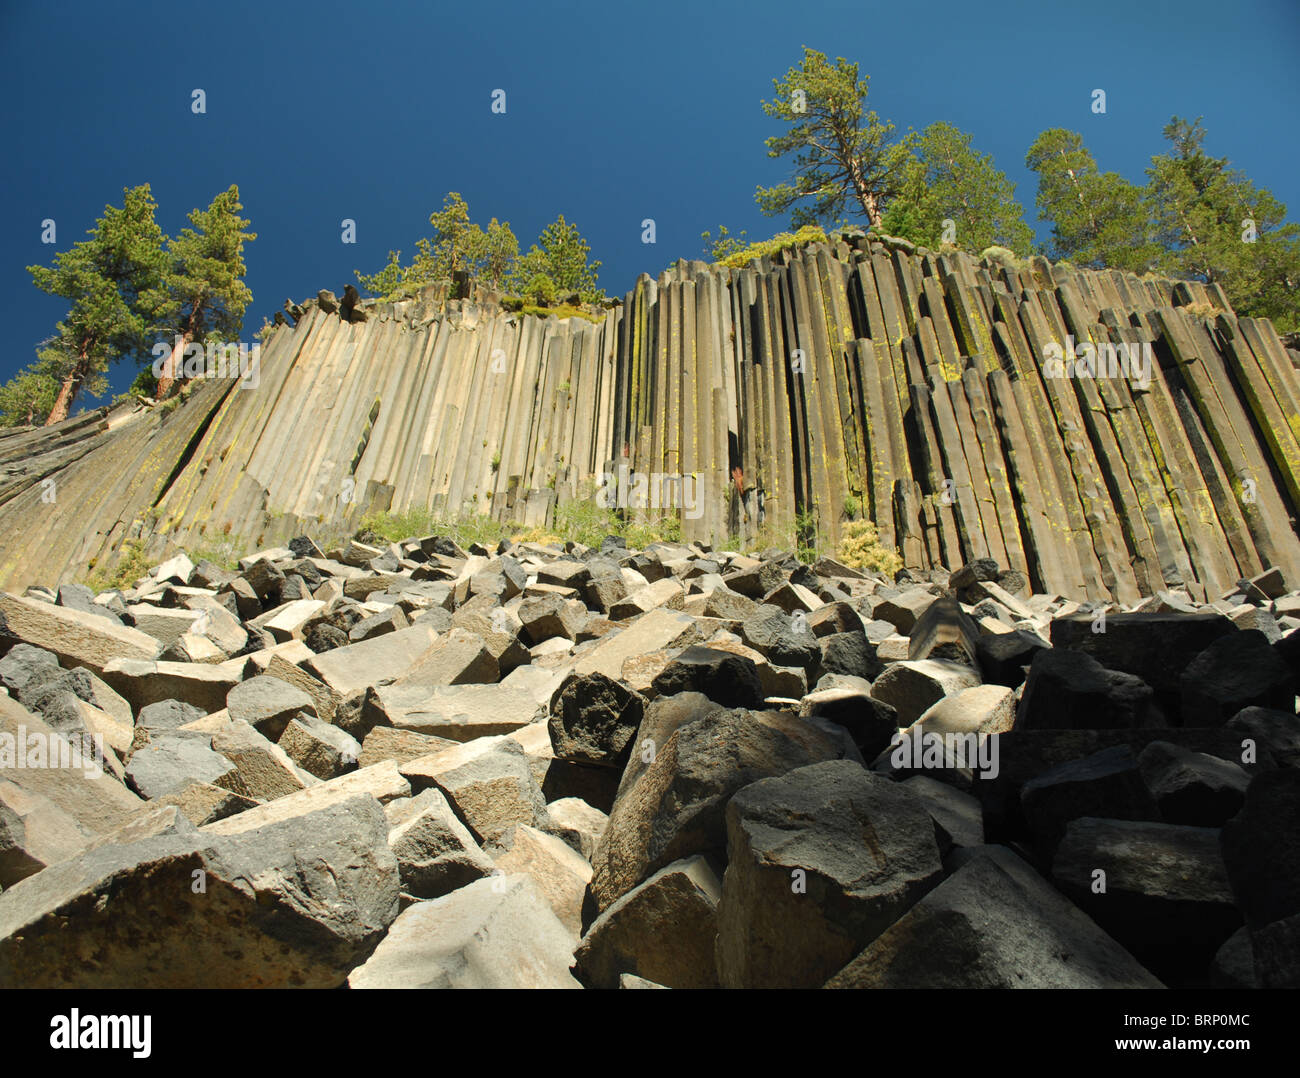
[1,533,1296,988]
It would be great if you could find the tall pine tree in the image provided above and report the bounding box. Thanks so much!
[1146,116,1300,330]
[27,185,168,424]
[755,47,912,228]
[1025,129,1154,272]
[150,185,256,399]
[880,122,1033,253]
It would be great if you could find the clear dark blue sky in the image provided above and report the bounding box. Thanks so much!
[2,0,1297,403]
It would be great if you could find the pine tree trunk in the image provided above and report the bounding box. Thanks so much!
[44,374,79,426]
[44,340,90,426]
[156,305,200,401]
[154,332,188,401]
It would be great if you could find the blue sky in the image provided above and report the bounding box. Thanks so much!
[2,0,1297,402]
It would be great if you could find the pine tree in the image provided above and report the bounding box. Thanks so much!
[1146,116,1300,330]
[1025,129,1154,271]
[149,185,256,399]
[355,250,407,297]
[880,122,1034,253]
[0,356,60,427]
[514,215,601,303]
[27,185,168,424]
[755,47,912,228]
[482,218,519,291]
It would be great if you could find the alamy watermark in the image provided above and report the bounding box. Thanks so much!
[889,727,1000,780]
[595,463,703,520]
[151,337,260,389]
[1043,336,1152,390]
[0,725,106,779]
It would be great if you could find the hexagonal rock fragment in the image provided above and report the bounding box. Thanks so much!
[546,796,608,862]
[798,688,898,760]
[1227,706,1300,770]
[0,643,62,697]
[278,715,361,780]
[913,684,1016,738]
[518,594,588,644]
[1220,769,1300,938]
[901,775,984,850]
[803,601,863,638]
[761,581,821,616]
[974,629,1047,689]
[399,628,499,687]
[366,681,541,742]
[907,597,980,667]
[583,561,629,613]
[489,823,592,939]
[402,736,549,845]
[359,726,457,768]
[649,646,763,709]
[0,797,400,988]
[548,672,646,768]
[698,635,797,700]
[947,559,1001,593]
[1137,740,1248,826]
[870,659,981,728]
[1049,611,1234,699]
[575,855,722,989]
[714,759,943,988]
[872,585,940,634]
[608,578,686,620]
[816,630,882,682]
[226,674,316,741]
[1016,649,1163,731]
[1020,745,1159,853]
[739,604,820,669]
[701,587,758,621]
[1052,817,1241,978]
[346,874,581,989]
[210,720,312,801]
[589,707,848,911]
[721,560,785,599]
[0,783,94,888]
[384,787,494,899]
[124,733,237,800]
[0,593,163,673]
[824,846,1162,988]
[154,780,256,826]
[347,606,409,643]
[1181,630,1293,726]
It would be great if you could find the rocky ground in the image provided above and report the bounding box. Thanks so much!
[0,533,1296,988]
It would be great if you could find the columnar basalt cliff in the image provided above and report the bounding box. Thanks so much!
[2,233,1299,601]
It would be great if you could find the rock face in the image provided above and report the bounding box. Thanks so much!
[6,238,1299,612]
[1,516,1298,990]
[547,672,645,768]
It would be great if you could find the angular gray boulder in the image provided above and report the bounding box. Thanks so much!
[715,759,943,988]
[0,797,400,987]
[825,846,1162,988]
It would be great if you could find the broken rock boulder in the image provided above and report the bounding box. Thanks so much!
[715,759,944,988]
[589,706,848,911]
[825,846,1162,988]
[346,874,580,989]
[0,797,400,988]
